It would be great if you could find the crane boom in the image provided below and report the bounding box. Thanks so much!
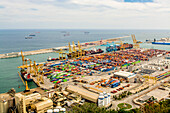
[18,71,26,86]
[72,41,76,52]
[68,42,72,52]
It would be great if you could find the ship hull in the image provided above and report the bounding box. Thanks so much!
[152,42,170,45]
[21,71,33,82]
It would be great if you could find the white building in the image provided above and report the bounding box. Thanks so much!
[114,71,136,82]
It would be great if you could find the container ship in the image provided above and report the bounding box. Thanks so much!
[47,49,104,61]
[20,68,33,81]
[106,43,133,52]
[67,49,104,59]
[152,38,170,45]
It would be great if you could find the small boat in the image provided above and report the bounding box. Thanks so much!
[137,41,142,43]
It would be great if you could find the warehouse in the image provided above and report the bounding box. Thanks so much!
[114,71,136,82]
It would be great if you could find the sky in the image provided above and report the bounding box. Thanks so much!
[0,0,170,29]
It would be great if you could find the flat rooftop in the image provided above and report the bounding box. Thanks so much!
[114,71,136,78]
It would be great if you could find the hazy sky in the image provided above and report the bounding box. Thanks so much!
[0,0,170,29]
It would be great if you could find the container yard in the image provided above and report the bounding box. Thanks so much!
[1,36,170,113]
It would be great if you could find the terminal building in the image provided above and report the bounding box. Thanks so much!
[114,71,136,82]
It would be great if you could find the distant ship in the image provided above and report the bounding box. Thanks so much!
[84,32,90,34]
[29,34,36,36]
[63,33,70,36]
[25,36,32,39]
[152,38,170,45]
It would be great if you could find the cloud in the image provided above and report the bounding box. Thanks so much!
[0,5,5,8]
[0,0,170,29]
[30,8,38,11]
[124,0,153,3]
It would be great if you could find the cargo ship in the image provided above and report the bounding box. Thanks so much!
[67,49,104,59]
[47,56,59,62]
[47,48,104,61]
[20,69,33,81]
[106,43,133,52]
[29,34,36,36]
[25,36,32,39]
[152,38,170,45]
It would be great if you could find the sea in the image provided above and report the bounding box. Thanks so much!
[0,29,170,94]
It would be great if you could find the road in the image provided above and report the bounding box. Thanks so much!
[111,77,170,110]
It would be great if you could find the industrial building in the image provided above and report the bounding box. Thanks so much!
[15,93,53,113]
[66,85,99,103]
[114,71,136,82]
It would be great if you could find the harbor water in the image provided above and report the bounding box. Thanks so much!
[0,29,170,94]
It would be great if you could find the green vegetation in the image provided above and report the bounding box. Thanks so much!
[118,103,132,109]
[69,99,170,113]
[113,91,132,100]
[135,86,149,94]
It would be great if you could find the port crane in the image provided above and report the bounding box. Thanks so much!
[131,34,140,48]
[35,68,44,86]
[72,41,78,58]
[115,40,125,50]
[56,48,67,60]
[21,50,30,66]
[68,41,78,59]
[18,72,30,92]
[78,41,85,57]
[18,60,43,76]
[68,41,85,59]
[143,75,157,85]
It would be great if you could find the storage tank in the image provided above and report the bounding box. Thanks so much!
[0,100,8,113]
[54,109,59,113]
[99,93,103,96]
[47,109,53,113]
[98,95,104,107]
[107,93,111,104]
[103,92,108,105]
[60,108,66,113]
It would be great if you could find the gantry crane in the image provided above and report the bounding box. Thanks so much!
[78,41,83,57]
[143,75,157,85]
[20,50,31,67]
[72,41,77,58]
[56,48,67,60]
[116,40,125,50]
[131,34,140,49]
[18,72,30,92]
[68,42,74,59]
[72,41,76,52]
[35,66,44,86]
[18,60,43,76]
[67,41,85,59]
